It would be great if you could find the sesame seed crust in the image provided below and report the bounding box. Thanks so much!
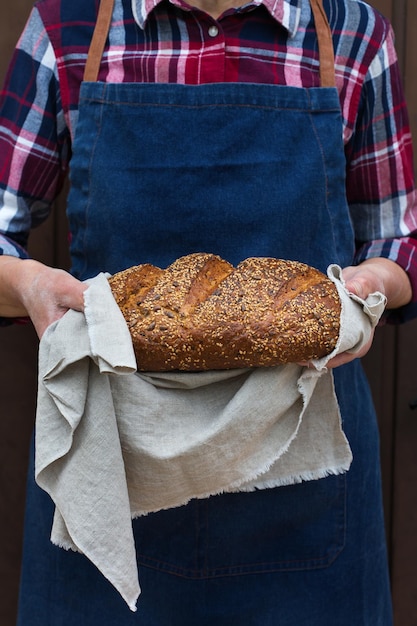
[108,253,341,371]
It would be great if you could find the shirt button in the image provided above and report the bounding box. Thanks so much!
[208,25,219,37]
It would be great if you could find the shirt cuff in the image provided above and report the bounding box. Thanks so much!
[0,233,30,259]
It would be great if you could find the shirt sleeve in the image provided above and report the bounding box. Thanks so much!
[0,7,70,259]
[344,22,417,323]
[0,8,70,326]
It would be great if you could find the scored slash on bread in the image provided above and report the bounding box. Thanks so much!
[108,253,341,371]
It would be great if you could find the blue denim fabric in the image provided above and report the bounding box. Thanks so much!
[68,82,354,279]
[18,363,392,624]
[17,80,392,624]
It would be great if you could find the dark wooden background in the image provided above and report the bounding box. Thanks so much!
[1,0,416,624]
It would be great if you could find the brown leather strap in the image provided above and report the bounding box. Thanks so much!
[83,0,335,87]
[309,0,336,87]
[83,0,115,82]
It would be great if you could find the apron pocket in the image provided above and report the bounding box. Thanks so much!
[134,473,346,577]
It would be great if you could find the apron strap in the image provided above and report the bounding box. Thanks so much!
[309,0,335,87]
[83,0,335,87]
[83,0,115,82]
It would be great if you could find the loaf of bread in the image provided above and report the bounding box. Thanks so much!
[108,253,341,371]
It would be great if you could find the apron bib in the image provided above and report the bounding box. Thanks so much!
[68,81,354,277]
[17,0,392,623]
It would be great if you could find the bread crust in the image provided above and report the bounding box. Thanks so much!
[108,253,341,371]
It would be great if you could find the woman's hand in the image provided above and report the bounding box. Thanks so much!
[324,257,412,368]
[0,256,87,339]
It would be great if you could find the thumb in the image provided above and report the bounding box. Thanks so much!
[344,277,367,300]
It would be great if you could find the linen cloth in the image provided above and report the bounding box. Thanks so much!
[35,265,386,610]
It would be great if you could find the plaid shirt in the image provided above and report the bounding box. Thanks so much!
[1,0,416,321]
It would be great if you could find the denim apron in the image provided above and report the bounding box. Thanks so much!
[17,0,393,623]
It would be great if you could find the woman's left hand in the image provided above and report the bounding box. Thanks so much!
[323,257,412,368]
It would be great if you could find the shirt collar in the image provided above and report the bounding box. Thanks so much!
[131,0,302,36]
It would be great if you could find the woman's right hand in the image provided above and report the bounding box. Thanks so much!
[0,256,87,339]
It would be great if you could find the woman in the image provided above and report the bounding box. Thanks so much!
[0,0,416,623]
